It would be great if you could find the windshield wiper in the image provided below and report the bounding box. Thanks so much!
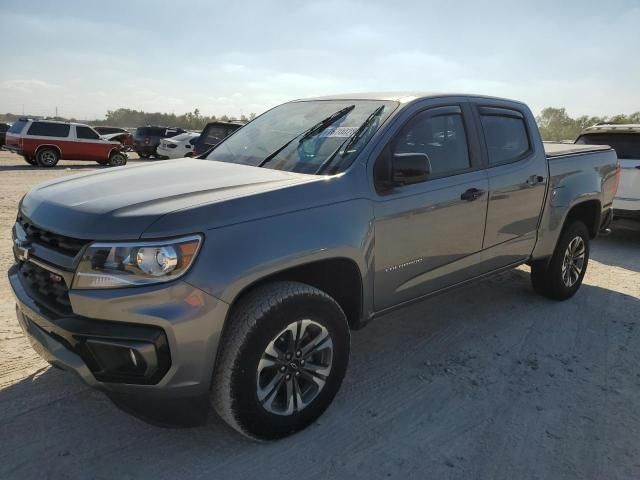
[257,105,355,168]
[315,105,385,175]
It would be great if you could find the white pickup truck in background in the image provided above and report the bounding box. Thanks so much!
[576,124,640,228]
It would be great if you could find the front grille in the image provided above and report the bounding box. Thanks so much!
[17,215,87,256]
[19,262,71,315]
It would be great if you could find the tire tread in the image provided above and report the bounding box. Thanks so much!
[211,281,341,439]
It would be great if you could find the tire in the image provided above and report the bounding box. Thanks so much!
[108,152,127,167]
[531,220,590,300]
[36,148,60,167]
[138,152,150,159]
[96,159,109,165]
[23,155,37,165]
[211,281,350,440]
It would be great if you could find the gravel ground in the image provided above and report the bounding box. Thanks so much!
[1,150,639,480]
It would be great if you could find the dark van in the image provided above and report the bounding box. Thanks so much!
[133,126,186,158]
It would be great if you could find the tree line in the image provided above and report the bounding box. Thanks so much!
[0,108,257,131]
[2,107,639,140]
[536,107,640,141]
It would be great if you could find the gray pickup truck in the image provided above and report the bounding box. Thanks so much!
[9,93,618,440]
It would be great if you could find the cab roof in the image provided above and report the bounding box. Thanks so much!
[295,91,526,106]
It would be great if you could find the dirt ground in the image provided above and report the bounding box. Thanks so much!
[0,150,639,480]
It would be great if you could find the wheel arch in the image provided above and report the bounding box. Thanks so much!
[564,199,602,239]
[226,257,364,331]
[35,144,62,158]
[108,147,124,158]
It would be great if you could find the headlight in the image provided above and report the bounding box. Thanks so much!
[73,234,202,289]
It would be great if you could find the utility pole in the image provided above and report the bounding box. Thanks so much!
[55,106,58,118]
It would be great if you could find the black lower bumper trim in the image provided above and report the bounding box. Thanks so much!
[10,264,171,385]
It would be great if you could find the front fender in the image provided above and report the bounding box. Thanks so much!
[183,199,374,307]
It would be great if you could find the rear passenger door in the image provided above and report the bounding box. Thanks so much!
[473,103,547,268]
[372,102,490,311]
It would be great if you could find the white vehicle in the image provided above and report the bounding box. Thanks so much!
[156,132,200,159]
[576,124,640,228]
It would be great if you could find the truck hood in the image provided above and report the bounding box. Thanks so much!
[21,159,319,240]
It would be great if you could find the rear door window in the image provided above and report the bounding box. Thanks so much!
[76,126,101,140]
[480,112,530,164]
[575,133,640,159]
[8,120,28,134]
[27,122,71,138]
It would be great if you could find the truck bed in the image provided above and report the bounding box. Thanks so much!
[544,141,613,159]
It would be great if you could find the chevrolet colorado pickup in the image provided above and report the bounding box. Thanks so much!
[9,93,619,440]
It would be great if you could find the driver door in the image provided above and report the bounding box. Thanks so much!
[372,104,489,311]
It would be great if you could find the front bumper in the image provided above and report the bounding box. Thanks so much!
[9,262,229,425]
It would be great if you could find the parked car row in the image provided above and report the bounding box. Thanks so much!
[0,118,247,167]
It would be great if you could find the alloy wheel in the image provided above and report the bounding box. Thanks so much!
[256,319,333,416]
[561,236,586,287]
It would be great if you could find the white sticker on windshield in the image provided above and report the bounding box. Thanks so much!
[319,126,358,138]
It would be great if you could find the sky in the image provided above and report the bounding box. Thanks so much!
[0,0,638,120]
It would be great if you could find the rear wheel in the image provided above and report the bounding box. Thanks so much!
[138,152,150,159]
[108,152,127,167]
[211,281,350,440]
[531,220,590,300]
[36,148,59,167]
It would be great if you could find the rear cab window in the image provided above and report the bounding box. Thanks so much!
[202,125,229,144]
[576,133,640,159]
[27,122,71,138]
[134,127,162,137]
[479,108,531,164]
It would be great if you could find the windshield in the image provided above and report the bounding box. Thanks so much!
[205,100,396,174]
[576,133,640,159]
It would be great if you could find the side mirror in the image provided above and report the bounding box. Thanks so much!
[391,152,431,186]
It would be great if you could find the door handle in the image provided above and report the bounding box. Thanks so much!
[460,188,485,201]
[526,175,545,186]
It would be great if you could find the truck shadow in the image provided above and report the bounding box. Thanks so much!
[591,227,640,273]
[1,268,639,479]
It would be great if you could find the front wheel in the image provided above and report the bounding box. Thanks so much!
[531,220,590,300]
[211,281,350,440]
[108,152,127,166]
